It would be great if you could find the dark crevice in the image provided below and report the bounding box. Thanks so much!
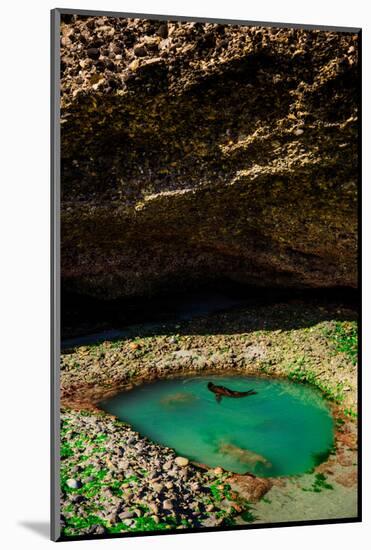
[61,282,358,341]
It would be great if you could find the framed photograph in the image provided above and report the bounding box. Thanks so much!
[51,8,361,542]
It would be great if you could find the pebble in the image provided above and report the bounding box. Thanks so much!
[201,514,218,527]
[294,128,304,136]
[129,59,140,71]
[119,510,135,520]
[157,24,168,39]
[162,499,174,510]
[149,503,159,514]
[134,45,147,57]
[175,456,189,467]
[112,44,122,54]
[66,478,81,489]
[86,47,100,60]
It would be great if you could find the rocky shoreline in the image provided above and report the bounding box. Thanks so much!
[61,409,270,537]
[60,301,358,537]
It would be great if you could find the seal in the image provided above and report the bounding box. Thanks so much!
[207,381,257,403]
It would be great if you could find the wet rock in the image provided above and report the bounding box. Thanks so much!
[175,456,189,467]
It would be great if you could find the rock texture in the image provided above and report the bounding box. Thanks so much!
[60,16,359,299]
[61,303,357,413]
[60,409,257,536]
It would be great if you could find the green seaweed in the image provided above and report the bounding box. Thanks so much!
[240,509,256,522]
[323,321,358,365]
[302,473,333,493]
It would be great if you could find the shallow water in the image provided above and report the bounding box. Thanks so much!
[100,376,334,476]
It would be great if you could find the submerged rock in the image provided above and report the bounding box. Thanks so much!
[60,17,359,299]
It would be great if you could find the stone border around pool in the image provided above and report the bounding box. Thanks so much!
[60,363,358,505]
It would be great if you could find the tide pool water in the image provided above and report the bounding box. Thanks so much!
[100,376,334,476]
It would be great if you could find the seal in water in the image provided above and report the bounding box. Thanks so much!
[207,381,257,403]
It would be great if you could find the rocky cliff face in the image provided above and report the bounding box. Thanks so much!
[60,16,359,299]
